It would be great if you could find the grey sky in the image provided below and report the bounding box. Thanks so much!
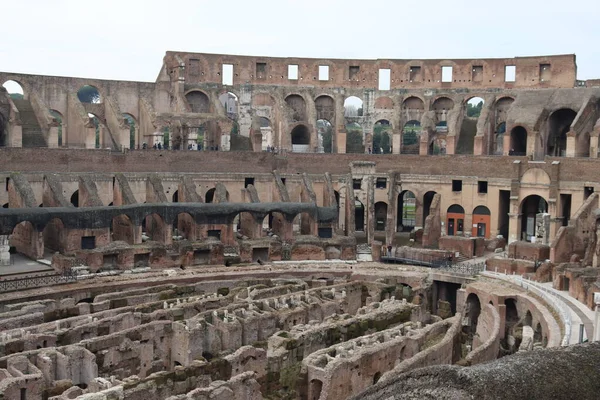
[1,0,599,82]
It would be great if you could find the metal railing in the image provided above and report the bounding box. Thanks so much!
[381,254,485,276]
[483,270,572,346]
[0,269,78,293]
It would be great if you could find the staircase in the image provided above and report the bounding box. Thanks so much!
[11,98,47,147]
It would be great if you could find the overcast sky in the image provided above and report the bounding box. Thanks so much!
[1,0,598,82]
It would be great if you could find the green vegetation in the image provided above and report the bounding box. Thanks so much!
[49,110,63,146]
[373,124,392,154]
[77,85,100,103]
[9,93,23,100]
[346,124,364,153]
[467,100,483,118]
[124,114,135,149]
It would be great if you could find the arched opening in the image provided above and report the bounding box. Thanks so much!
[429,134,447,155]
[524,310,533,327]
[205,188,216,203]
[175,213,196,241]
[401,120,421,154]
[310,379,323,400]
[355,198,365,231]
[373,120,392,154]
[2,203,8,208]
[432,97,454,128]
[402,96,425,122]
[70,190,79,207]
[77,85,101,104]
[123,114,136,149]
[143,213,167,243]
[346,122,364,153]
[285,94,307,122]
[186,90,210,113]
[520,195,548,242]
[49,110,64,147]
[397,190,416,232]
[472,205,491,238]
[87,113,104,149]
[315,95,335,121]
[2,80,24,99]
[111,214,135,245]
[534,322,543,344]
[259,117,273,151]
[374,202,387,231]
[344,96,363,117]
[465,293,482,344]
[43,218,65,253]
[172,190,179,203]
[10,221,42,260]
[446,204,465,236]
[504,298,520,348]
[291,124,310,152]
[493,97,514,154]
[317,119,333,153]
[547,109,577,157]
[218,91,239,121]
[423,191,437,226]
[373,371,382,384]
[457,97,484,154]
[233,212,257,239]
[510,126,527,155]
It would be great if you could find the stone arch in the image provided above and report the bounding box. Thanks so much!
[447,204,465,236]
[43,218,65,253]
[423,191,437,226]
[457,97,485,155]
[185,90,210,113]
[205,188,216,203]
[355,197,365,231]
[397,190,416,232]
[70,190,79,207]
[374,201,388,231]
[218,91,239,120]
[111,214,135,244]
[520,195,549,242]
[258,116,273,151]
[233,211,259,239]
[49,109,65,147]
[291,124,311,152]
[310,379,323,400]
[123,113,137,149]
[10,221,43,260]
[143,213,168,244]
[175,212,197,241]
[2,79,26,99]
[316,118,333,153]
[374,96,394,110]
[315,95,335,121]
[465,293,482,342]
[401,120,421,154]
[402,96,425,111]
[547,108,577,157]
[285,94,307,122]
[77,85,102,103]
[344,96,363,117]
[373,120,392,154]
[472,205,491,238]
[510,126,528,155]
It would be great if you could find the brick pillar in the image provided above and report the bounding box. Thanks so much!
[366,176,375,244]
[473,135,484,155]
[566,130,576,157]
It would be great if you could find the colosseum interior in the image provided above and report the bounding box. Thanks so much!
[0,52,600,399]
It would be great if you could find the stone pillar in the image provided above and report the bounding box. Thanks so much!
[566,131,576,157]
[393,129,401,154]
[0,235,10,266]
[336,128,347,154]
[445,136,456,155]
[366,176,375,244]
[503,133,511,156]
[507,213,520,244]
[593,293,600,342]
[527,130,537,158]
[473,135,484,155]
[590,133,599,158]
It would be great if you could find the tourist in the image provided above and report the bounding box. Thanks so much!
[368,147,372,154]
[157,142,162,150]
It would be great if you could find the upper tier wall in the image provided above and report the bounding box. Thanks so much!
[0,148,597,183]
[165,52,577,90]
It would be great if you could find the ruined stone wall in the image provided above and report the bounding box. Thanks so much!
[168,52,577,90]
[466,304,501,365]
